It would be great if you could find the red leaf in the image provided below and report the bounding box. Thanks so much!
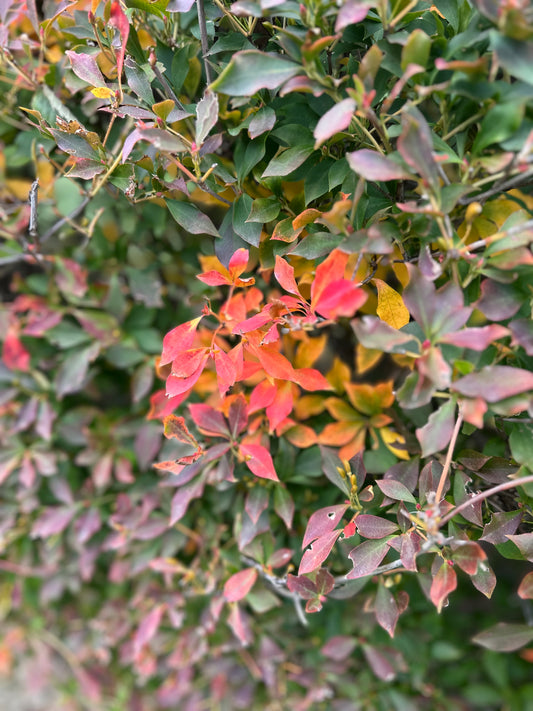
[240,443,279,481]
[228,248,250,280]
[310,249,348,310]
[298,529,342,575]
[400,530,421,571]
[171,348,209,378]
[249,380,277,413]
[224,567,258,602]
[161,317,202,366]
[286,573,317,598]
[313,279,367,320]
[253,344,295,380]
[274,256,300,295]
[109,0,130,78]
[189,404,230,437]
[148,389,191,420]
[430,562,457,612]
[302,503,349,549]
[3,328,30,371]
[197,270,231,286]
[228,393,248,438]
[293,367,332,391]
[213,347,237,396]
[356,514,398,539]
[266,380,294,431]
[346,538,391,579]
[165,361,205,397]
[452,542,487,575]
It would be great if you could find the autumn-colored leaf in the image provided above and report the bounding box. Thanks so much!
[430,562,457,613]
[240,443,279,481]
[160,317,203,366]
[302,503,349,549]
[224,568,258,602]
[298,529,342,575]
[373,278,410,329]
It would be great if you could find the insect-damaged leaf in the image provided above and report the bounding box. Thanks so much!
[224,567,258,602]
[346,538,391,579]
[302,503,349,549]
[298,529,342,575]
[209,50,300,96]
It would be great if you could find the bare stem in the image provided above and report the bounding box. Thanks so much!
[438,474,533,528]
[435,410,463,503]
[197,0,213,85]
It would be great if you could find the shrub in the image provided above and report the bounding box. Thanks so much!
[1,0,533,707]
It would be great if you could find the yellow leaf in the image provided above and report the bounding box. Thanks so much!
[356,344,382,374]
[295,334,327,369]
[326,356,351,394]
[381,427,409,460]
[90,86,114,99]
[373,278,410,329]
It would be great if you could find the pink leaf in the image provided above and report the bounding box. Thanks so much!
[400,530,421,571]
[430,562,457,612]
[346,538,391,579]
[375,583,400,637]
[517,571,533,600]
[109,0,130,79]
[335,0,372,31]
[213,347,237,396]
[376,479,416,503]
[302,503,349,549]
[228,248,249,278]
[347,149,410,181]
[274,255,301,295]
[452,366,533,402]
[3,328,30,371]
[65,50,107,87]
[170,477,205,525]
[313,279,367,320]
[227,603,252,645]
[197,270,231,286]
[439,324,509,350]
[298,529,342,575]
[133,604,166,656]
[321,635,357,661]
[160,317,203,366]
[415,398,456,457]
[189,403,230,437]
[240,443,279,481]
[314,98,356,148]
[224,567,258,602]
[31,507,76,538]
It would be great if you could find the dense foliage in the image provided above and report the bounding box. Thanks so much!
[1,0,533,707]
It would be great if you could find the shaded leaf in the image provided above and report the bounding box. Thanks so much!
[430,562,457,613]
[356,514,398,539]
[472,623,533,652]
[517,571,533,600]
[376,479,416,503]
[166,199,220,237]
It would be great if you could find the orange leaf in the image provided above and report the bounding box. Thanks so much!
[266,380,294,431]
[293,367,331,392]
[346,381,394,415]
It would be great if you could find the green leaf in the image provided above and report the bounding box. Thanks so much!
[53,177,85,217]
[472,623,533,652]
[166,199,220,237]
[246,196,280,224]
[209,50,300,96]
[261,145,314,178]
[490,31,533,86]
[472,102,524,154]
[233,194,262,246]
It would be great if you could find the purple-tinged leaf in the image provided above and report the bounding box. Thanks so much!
[362,645,396,681]
[376,479,416,503]
[356,514,398,539]
[321,635,357,661]
[347,149,410,181]
[134,423,162,471]
[299,529,342,575]
[416,398,456,458]
[122,128,188,162]
[509,318,533,355]
[189,404,229,437]
[55,343,100,399]
[286,573,317,599]
[453,366,533,402]
[398,106,439,193]
[385,459,419,493]
[196,91,219,146]
[209,50,300,96]
[315,568,335,595]
[66,159,106,179]
[476,279,523,320]
[439,324,509,350]
[314,99,356,148]
[335,0,372,31]
[506,533,533,561]
[430,562,457,612]
[224,568,258,602]
[167,0,196,10]
[239,510,270,550]
[481,511,523,544]
[352,316,420,355]
[65,50,107,87]
[375,584,399,637]
[227,604,252,647]
[228,394,248,438]
[346,538,391,579]
[170,477,205,525]
[245,486,269,525]
[302,503,349,549]
[418,244,442,280]
[517,571,533,599]
[470,561,496,598]
[74,509,102,544]
[400,530,421,571]
[31,507,76,538]
[133,604,166,656]
[472,623,533,652]
[50,129,99,161]
[273,486,294,529]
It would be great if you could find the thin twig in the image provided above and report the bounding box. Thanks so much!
[459,170,533,205]
[39,196,91,243]
[438,474,533,528]
[197,0,213,85]
[28,179,39,240]
[435,409,463,503]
